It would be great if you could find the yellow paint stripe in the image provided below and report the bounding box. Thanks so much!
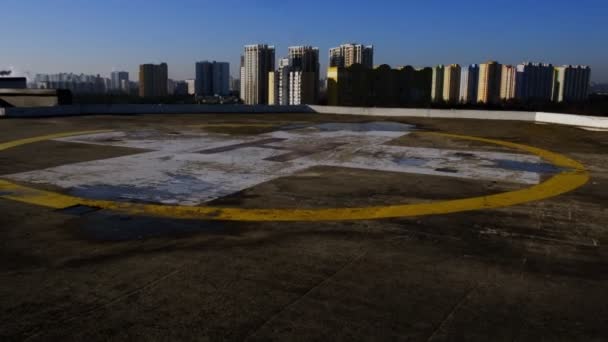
[0,130,111,152]
[0,130,590,221]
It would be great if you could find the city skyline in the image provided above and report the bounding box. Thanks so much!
[2,0,607,82]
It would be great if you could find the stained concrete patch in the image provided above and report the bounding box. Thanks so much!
[493,159,566,174]
[68,212,233,242]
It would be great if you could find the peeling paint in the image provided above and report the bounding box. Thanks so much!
[6,123,557,206]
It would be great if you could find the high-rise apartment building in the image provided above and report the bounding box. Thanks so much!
[500,65,517,100]
[185,79,195,95]
[195,61,230,97]
[110,71,129,93]
[243,44,275,105]
[239,55,245,101]
[477,61,502,104]
[459,64,479,103]
[553,65,591,102]
[515,63,554,102]
[269,58,290,105]
[329,43,374,69]
[431,65,445,102]
[287,46,320,105]
[139,63,168,97]
[442,64,461,103]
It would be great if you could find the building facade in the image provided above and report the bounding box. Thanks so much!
[459,64,479,103]
[287,46,320,105]
[431,65,445,102]
[500,65,517,100]
[553,65,591,102]
[442,64,461,103]
[477,61,502,104]
[515,62,554,102]
[327,64,431,107]
[329,43,374,69]
[242,44,275,105]
[110,71,129,93]
[195,61,230,97]
[185,79,195,95]
[269,58,290,106]
[139,63,168,97]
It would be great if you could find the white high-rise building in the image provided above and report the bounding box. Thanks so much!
[329,43,373,68]
[110,71,129,93]
[243,44,275,105]
[287,46,319,105]
[185,79,195,95]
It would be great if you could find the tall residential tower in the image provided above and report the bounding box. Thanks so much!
[477,61,502,104]
[242,44,275,105]
[515,62,554,102]
[329,43,374,69]
[442,64,461,103]
[195,61,230,97]
[553,65,591,102]
[459,64,479,103]
[431,65,445,102]
[139,63,168,97]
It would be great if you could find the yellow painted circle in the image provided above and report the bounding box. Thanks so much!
[0,130,590,221]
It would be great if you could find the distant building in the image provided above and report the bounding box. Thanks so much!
[110,71,129,93]
[34,73,109,94]
[515,63,554,102]
[185,79,196,95]
[553,65,591,102]
[329,43,374,69]
[0,77,27,89]
[167,79,175,95]
[195,61,230,97]
[500,65,517,100]
[139,63,168,97]
[431,65,445,102]
[239,55,245,101]
[477,61,502,104]
[287,46,320,105]
[459,64,479,103]
[243,44,275,105]
[174,81,189,96]
[269,58,290,105]
[327,64,431,107]
[442,64,461,103]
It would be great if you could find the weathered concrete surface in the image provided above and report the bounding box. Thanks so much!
[0,113,607,341]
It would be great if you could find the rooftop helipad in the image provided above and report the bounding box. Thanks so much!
[0,112,607,340]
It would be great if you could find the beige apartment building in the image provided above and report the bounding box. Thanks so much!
[477,61,502,104]
[442,64,461,103]
[500,65,517,100]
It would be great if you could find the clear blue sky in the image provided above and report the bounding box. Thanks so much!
[2,0,607,82]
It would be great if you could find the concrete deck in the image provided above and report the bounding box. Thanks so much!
[1,113,607,341]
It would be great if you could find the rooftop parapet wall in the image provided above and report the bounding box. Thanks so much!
[2,104,607,130]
